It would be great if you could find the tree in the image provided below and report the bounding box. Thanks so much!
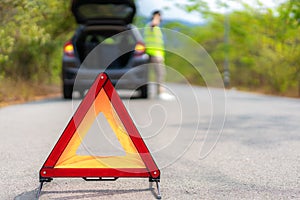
[165,0,300,96]
[278,0,300,95]
[0,0,75,82]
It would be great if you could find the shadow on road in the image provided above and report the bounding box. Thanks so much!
[15,187,152,200]
[14,189,37,200]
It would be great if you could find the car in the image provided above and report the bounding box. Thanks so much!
[62,0,149,99]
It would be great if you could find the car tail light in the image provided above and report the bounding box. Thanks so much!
[134,42,146,56]
[64,41,74,57]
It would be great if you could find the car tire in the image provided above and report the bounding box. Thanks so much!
[139,84,148,99]
[63,84,73,99]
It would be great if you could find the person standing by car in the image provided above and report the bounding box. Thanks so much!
[144,10,174,100]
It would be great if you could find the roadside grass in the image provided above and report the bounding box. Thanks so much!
[0,78,60,107]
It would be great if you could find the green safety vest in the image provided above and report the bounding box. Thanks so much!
[144,24,165,58]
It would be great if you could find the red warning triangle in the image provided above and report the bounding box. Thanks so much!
[39,73,160,181]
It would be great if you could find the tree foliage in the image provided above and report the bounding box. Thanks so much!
[163,0,300,96]
[0,0,75,82]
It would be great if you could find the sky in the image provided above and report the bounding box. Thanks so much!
[137,0,202,23]
[136,0,286,23]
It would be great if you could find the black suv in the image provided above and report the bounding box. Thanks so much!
[62,0,149,99]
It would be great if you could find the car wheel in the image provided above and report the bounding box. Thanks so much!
[63,84,73,99]
[139,84,148,99]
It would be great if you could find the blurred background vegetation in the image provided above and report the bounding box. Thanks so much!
[0,0,300,103]
[163,0,300,97]
[0,0,75,103]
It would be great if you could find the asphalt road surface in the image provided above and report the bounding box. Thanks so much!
[1,84,299,199]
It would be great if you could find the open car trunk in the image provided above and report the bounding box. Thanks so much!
[72,0,136,25]
[71,0,137,70]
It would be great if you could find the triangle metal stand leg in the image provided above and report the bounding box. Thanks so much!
[37,177,52,199]
[149,179,161,199]
[36,181,44,199]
